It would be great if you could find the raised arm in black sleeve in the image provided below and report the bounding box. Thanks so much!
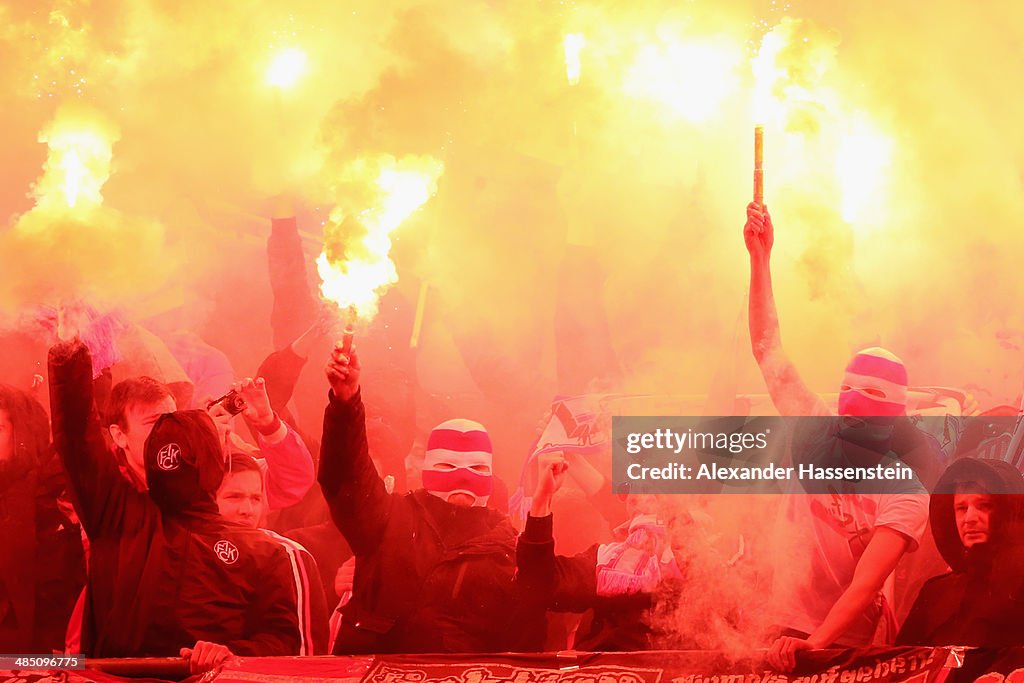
[317,390,392,556]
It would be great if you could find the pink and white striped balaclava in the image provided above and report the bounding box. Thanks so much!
[838,347,909,417]
[422,418,493,506]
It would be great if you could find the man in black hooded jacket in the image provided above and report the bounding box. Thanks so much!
[319,346,543,654]
[898,457,1024,646]
[49,339,300,670]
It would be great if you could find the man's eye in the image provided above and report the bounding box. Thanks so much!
[433,463,456,471]
[470,465,491,474]
[862,388,886,398]
[840,385,852,392]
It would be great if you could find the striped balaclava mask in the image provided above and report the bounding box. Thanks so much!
[838,347,908,417]
[422,418,493,506]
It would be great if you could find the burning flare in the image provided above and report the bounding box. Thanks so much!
[265,47,308,90]
[750,18,839,130]
[751,19,894,230]
[317,155,444,321]
[564,33,586,86]
[32,106,119,211]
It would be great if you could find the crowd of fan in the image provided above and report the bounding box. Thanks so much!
[1,203,1023,675]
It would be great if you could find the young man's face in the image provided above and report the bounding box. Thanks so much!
[110,397,177,483]
[954,492,995,548]
[216,469,265,528]
[0,409,14,462]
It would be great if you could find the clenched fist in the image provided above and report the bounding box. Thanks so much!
[744,202,774,259]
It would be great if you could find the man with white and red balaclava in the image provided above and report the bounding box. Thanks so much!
[744,203,932,670]
[318,344,544,654]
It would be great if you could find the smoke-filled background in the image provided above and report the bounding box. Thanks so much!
[1,0,1023,651]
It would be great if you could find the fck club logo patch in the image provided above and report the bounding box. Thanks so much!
[214,540,239,565]
[157,443,182,471]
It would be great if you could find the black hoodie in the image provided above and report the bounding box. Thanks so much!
[49,340,300,657]
[897,457,1024,646]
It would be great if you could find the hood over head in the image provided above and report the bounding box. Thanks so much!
[930,457,1024,572]
[144,409,224,517]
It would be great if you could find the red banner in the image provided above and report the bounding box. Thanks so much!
[7,647,1024,683]
[363,650,950,683]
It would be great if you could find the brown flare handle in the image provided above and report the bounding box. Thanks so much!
[753,125,764,205]
[340,305,356,356]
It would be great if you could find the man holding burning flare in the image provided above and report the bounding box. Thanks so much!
[318,344,543,653]
[744,202,928,669]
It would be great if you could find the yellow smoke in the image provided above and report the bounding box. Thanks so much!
[835,113,892,226]
[623,31,743,124]
[0,0,1021,439]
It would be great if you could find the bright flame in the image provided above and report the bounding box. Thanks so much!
[750,18,839,129]
[836,114,893,225]
[317,155,444,320]
[623,35,742,123]
[564,33,586,85]
[265,47,308,90]
[751,28,786,125]
[750,19,895,230]
[32,106,118,210]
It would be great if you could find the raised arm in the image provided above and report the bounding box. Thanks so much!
[517,514,602,612]
[257,423,315,510]
[744,203,830,417]
[47,339,150,539]
[517,454,602,611]
[267,198,317,350]
[257,312,334,416]
[235,377,315,509]
[317,347,392,556]
[257,346,306,416]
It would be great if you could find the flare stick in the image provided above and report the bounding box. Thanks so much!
[753,125,764,205]
[409,281,429,349]
[341,305,356,356]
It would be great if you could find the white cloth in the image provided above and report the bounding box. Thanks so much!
[596,513,682,596]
